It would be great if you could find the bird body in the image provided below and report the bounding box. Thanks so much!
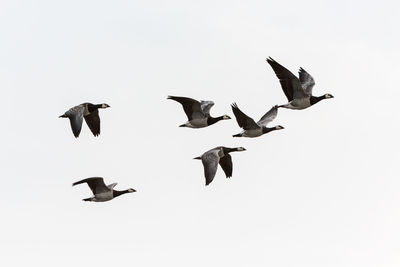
[279,97,311,110]
[266,57,333,110]
[59,103,110,137]
[168,96,231,128]
[233,128,266,138]
[72,177,136,202]
[194,146,246,186]
[180,117,209,128]
[87,191,114,202]
[231,103,284,138]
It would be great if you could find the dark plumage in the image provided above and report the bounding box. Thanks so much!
[194,146,246,186]
[59,103,110,137]
[266,57,333,110]
[231,103,284,138]
[167,96,231,128]
[72,177,136,202]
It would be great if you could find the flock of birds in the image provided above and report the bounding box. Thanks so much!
[60,57,334,202]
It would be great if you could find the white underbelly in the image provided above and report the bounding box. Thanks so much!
[93,191,113,202]
[242,129,263,137]
[285,98,311,110]
[186,118,208,128]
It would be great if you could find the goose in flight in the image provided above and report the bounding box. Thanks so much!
[231,103,284,137]
[72,177,136,202]
[266,57,333,110]
[59,103,110,137]
[194,146,246,186]
[167,96,231,128]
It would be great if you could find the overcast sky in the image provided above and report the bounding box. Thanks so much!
[1,0,400,266]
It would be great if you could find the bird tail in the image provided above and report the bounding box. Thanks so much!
[82,198,92,201]
[59,114,67,118]
[193,156,201,160]
[179,124,186,127]
[232,133,242,137]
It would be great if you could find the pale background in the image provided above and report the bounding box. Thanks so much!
[1,0,399,266]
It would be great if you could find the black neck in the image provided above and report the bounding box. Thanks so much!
[87,103,103,112]
[207,116,224,125]
[113,189,129,198]
[222,147,240,154]
[310,95,326,106]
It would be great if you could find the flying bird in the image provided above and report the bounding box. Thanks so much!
[231,103,284,137]
[194,146,246,186]
[266,57,333,109]
[167,96,231,128]
[72,177,136,202]
[59,103,110,137]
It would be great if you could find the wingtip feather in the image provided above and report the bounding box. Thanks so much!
[266,56,274,63]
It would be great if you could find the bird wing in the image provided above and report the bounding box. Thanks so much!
[231,103,259,130]
[299,67,315,96]
[72,177,109,194]
[219,154,233,178]
[257,105,278,126]
[200,100,215,116]
[84,109,101,136]
[266,57,307,101]
[201,149,221,186]
[107,183,117,190]
[168,96,205,120]
[65,105,85,137]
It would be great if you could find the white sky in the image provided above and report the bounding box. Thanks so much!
[1,0,400,266]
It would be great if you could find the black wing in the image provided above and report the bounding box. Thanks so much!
[219,154,233,178]
[72,177,109,194]
[231,103,259,130]
[84,109,101,137]
[266,57,304,101]
[168,96,204,120]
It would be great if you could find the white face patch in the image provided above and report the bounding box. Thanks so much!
[102,104,108,108]
[237,147,245,151]
[223,115,231,120]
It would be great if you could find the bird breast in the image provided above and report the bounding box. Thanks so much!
[288,98,311,109]
[242,128,263,137]
[94,191,113,202]
[187,118,208,128]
